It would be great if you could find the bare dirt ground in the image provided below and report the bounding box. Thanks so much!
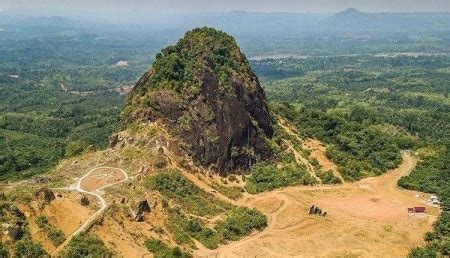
[42,193,93,236]
[23,192,93,254]
[303,138,346,183]
[278,118,344,183]
[79,167,127,192]
[195,153,440,258]
[51,166,128,255]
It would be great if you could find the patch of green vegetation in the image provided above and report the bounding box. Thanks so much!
[5,186,33,204]
[316,170,342,184]
[246,163,316,194]
[148,171,267,249]
[36,215,49,228]
[145,238,191,258]
[61,233,112,258]
[166,209,219,249]
[0,243,8,257]
[408,247,438,258]
[275,103,402,181]
[215,207,267,241]
[14,239,47,258]
[146,170,232,217]
[212,184,243,200]
[132,27,248,98]
[48,228,66,246]
[35,215,66,246]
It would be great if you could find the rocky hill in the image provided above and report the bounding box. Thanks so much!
[122,27,274,174]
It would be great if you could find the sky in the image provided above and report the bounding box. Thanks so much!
[1,0,450,13]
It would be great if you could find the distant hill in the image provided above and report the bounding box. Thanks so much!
[320,8,450,32]
[1,8,449,34]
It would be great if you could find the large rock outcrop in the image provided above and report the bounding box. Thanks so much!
[122,27,273,175]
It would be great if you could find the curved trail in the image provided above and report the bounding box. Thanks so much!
[195,153,430,258]
[51,166,128,255]
[278,118,345,183]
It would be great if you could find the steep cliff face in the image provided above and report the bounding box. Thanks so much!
[123,27,273,174]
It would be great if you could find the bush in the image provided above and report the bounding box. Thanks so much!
[145,238,191,258]
[14,239,47,257]
[408,247,437,258]
[317,170,342,184]
[154,156,168,169]
[48,228,66,246]
[166,209,219,249]
[36,215,49,228]
[227,175,237,182]
[61,233,112,258]
[246,163,315,193]
[215,207,267,241]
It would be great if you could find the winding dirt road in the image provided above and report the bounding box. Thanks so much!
[195,153,440,257]
[51,167,128,255]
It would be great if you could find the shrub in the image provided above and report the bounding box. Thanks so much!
[14,239,47,257]
[166,209,219,249]
[227,175,237,182]
[48,228,66,246]
[215,207,267,241]
[154,156,168,169]
[317,170,342,184]
[145,238,191,258]
[408,247,437,258]
[36,215,49,228]
[61,233,112,258]
[246,163,315,193]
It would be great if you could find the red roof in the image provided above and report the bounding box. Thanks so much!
[413,207,426,212]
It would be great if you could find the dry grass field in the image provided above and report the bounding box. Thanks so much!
[195,153,440,257]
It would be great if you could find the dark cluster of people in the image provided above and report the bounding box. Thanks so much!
[309,205,327,216]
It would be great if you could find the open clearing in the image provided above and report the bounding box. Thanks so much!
[196,153,440,257]
[51,166,128,255]
[79,167,127,192]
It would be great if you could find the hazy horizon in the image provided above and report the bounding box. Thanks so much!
[1,0,450,13]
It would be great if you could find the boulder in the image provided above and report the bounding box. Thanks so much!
[109,134,119,148]
[35,187,55,203]
[10,205,25,219]
[8,224,23,241]
[134,199,151,222]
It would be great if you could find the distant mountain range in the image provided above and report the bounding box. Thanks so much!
[1,8,449,34]
[320,8,450,32]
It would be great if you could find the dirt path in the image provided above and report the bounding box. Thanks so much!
[303,139,346,183]
[51,167,128,255]
[284,139,321,182]
[195,153,439,257]
[278,118,346,183]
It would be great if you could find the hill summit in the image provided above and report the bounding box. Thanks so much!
[123,27,274,174]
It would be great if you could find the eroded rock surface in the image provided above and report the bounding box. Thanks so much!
[123,28,273,175]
